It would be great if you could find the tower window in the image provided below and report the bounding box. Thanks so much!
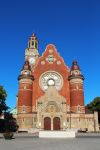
[22,106,26,113]
[23,86,26,90]
[28,42,30,48]
[77,105,81,112]
[35,42,37,48]
[32,41,34,46]
[76,85,79,90]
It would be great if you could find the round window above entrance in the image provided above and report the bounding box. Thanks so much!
[39,71,63,91]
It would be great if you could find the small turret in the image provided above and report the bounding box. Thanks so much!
[71,61,80,70]
[68,61,85,113]
[69,61,84,80]
[17,60,34,130]
[18,60,34,80]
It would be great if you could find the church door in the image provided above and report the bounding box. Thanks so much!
[44,117,51,130]
[53,117,60,130]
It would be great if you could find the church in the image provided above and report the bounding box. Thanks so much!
[16,33,99,132]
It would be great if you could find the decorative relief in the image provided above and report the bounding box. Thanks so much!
[46,104,57,113]
[57,61,61,65]
[25,48,39,56]
[18,106,31,113]
[36,86,67,118]
[49,49,53,53]
[19,78,33,84]
[41,61,45,65]
[70,78,83,84]
[45,55,56,64]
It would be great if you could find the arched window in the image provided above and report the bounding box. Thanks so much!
[77,105,81,112]
[32,41,34,46]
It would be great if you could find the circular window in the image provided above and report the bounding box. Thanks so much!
[39,71,63,91]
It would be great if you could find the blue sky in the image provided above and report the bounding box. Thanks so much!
[0,0,100,109]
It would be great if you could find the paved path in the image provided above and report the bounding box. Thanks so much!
[0,137,100,150]
[0,133,100,150]
[76,132,100,138]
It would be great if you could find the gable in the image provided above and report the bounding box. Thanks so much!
[34,44,70,76]
[32,44,70,107]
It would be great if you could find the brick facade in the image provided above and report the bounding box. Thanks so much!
[16,33,99,132]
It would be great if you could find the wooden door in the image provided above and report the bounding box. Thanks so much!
[53,117,60,130]
[44,117,51,130]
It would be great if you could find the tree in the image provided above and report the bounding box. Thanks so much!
[4,112,18,132]
[0,86,8,115]
[3,112,18,139]
[86,97,100,123]
[0,112,18,133]
[0,86,18,135]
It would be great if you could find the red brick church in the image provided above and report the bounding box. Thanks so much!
[16,33,99,132]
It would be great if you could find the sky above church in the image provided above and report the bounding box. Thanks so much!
[0,0,100,109]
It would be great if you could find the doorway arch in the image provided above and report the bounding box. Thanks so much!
[44,117,51,130]
[53,117,60,130]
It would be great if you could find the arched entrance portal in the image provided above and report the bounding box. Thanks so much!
[44,117,51,130]
[53,117,60,130]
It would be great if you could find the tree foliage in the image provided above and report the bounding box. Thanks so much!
[0,112,19,133]
[86,97,100,112]
[0,86,18,133]
[4,112,19,132]
[0,86,8,115]
[86,97,100,123]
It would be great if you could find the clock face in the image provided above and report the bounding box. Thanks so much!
[29,57,35,64]
[39,71,63,91]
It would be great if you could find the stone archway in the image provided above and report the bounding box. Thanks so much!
[44,117,51,130]
[53,117,60,130]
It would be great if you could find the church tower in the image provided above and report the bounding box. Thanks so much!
[17,60,34,130]
[68,61,85,113]
[25,33,39,68]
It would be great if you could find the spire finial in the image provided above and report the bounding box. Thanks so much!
[71,60,80,71]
